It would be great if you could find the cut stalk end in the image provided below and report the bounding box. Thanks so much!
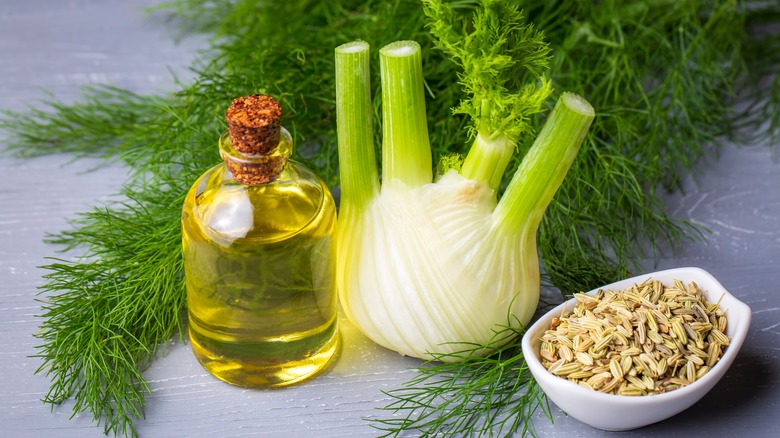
[337,40,370,54]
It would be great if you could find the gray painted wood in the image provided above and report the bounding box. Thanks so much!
[1,1,778,436]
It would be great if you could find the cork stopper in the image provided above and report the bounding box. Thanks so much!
[225,94,282,155]
[221,94,290,185]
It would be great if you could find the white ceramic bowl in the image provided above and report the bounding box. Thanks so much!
[521,267,751,431]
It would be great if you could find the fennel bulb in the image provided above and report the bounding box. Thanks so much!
[338,168,535,360]
[335,34,593,360]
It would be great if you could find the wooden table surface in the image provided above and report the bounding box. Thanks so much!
[1,1,778,437]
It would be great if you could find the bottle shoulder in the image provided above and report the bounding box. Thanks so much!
[182,161,336,245]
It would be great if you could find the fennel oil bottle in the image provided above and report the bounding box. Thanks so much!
[182,95,339,387]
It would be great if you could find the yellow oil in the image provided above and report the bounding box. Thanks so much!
[182,161,339,388]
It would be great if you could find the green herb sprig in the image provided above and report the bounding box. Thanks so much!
[25,94,218,436]
[423,0,553,142]
[373,326,550,437]
[2,0,778,436]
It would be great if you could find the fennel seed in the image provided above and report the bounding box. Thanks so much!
[538,278,730,395]
[711,328,730,346]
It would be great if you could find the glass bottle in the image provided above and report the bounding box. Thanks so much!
[181,94,339,388]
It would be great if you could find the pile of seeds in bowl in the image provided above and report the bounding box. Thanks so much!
[539,279,730,396]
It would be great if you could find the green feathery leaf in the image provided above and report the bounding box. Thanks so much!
[422,0,553,142]
[373,326,551,437]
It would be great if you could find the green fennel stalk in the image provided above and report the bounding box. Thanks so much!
[494,92,594,235]
[334,40,379,212]
[380,41,433,187]
[0,0,778,436]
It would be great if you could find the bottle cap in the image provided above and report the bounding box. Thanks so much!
[225,94,282,155]
[222,94,289,185]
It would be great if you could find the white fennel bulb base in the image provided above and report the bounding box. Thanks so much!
[339,171,540,360]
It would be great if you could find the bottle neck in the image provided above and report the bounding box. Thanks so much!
[219,127,293,185]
